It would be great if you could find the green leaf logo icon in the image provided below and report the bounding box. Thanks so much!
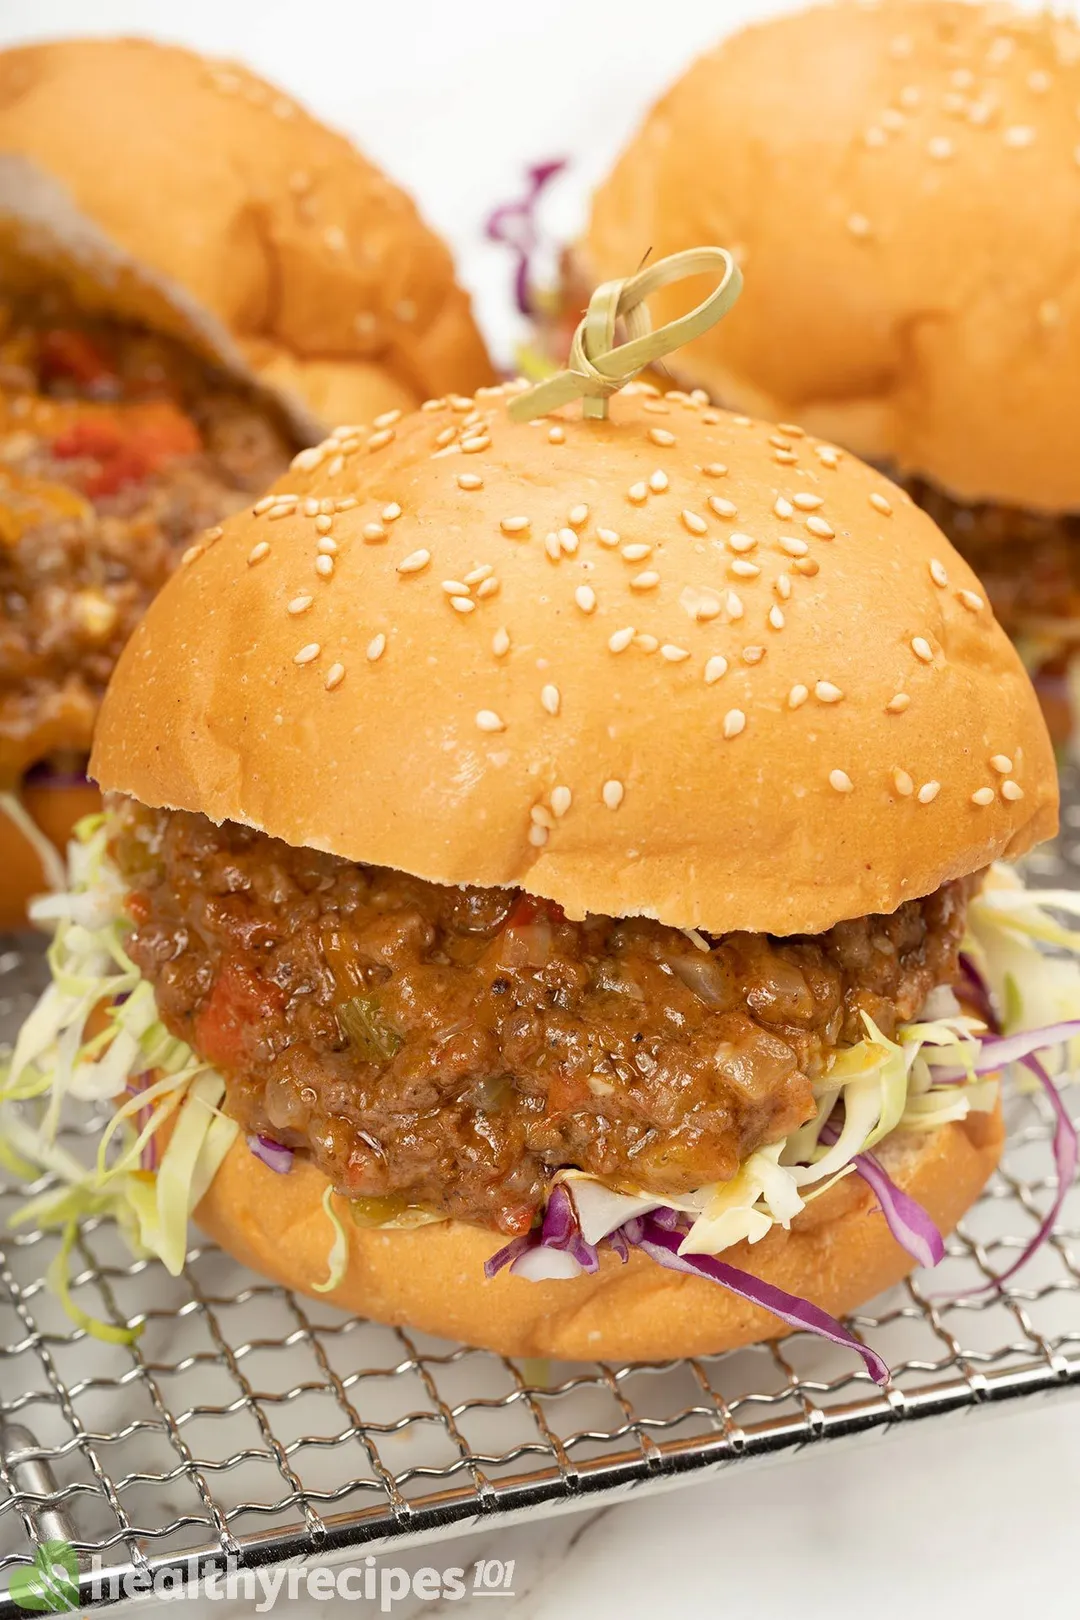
[8,1540,79,1613]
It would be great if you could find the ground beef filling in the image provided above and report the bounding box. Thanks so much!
[905,477,1080,649]
[113,803,975,1236]
[0,301,294,782]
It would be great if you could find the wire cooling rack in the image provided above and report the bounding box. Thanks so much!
[3,783,1080,1615]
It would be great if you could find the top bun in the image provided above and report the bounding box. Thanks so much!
[0,37,494,433]
[91,382,1056,935]
[583,0,1080,513]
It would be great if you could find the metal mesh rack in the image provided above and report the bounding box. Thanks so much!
[3,779,1080,1614]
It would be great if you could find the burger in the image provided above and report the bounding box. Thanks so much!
[0,36,493,922]
[530,1,1080,731]
[1,350,1075,1374]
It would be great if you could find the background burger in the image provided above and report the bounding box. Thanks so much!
[530,0,1080,732]
[0,36,493,923]
[1,348,1074,1374]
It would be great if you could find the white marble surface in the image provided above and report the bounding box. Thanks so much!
[2,0,1078,1612]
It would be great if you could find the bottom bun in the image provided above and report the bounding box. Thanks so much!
[195,1104,1003,1362]
[0,780,101,931]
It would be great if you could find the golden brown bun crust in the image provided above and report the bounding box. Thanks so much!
[584,0,1080,512]
[92,386,1056,936]
[0,780,100,930]
[0,37,494,426]
[195,1104,1003,1361]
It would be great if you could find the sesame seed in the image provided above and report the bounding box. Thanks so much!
[793,557,820,577]
[661,644,690,662]
[789,684,809,709]
[548,425,566,445]
[628,481,648,504]
[805,515,834,538]
[315,554,334,578]
[899,84,921,109]
[726,590,744,619]
[893,768,914,797]
[769,434,792,452]
[703,463,728,478]
[324,662,345,691]
[288,595,313,615]
[253,496,276,515]
[911,636,934,663]
[649,470,669,494]
[792,493,823,510]
[676,509,705,536]
[335,497,358,513]
[609,626,636,653]
[1003,124,1035,148]
[701,411,721,424]
[865,126,887,147]
[464,565,494,586]
[492,627,510,657]
[649,427,676,447]
[602,779,625,810]
[886,693,911,713]
[815,681,843,703]
[816,449,840,469]
[397,549,431,574]
[461,435,490,454]
[774,449,798,465]
[708,495,738,520]
[775,573,792,600]
[559,528,578,555]
[442,580,470,595]
[928,136,954,161]
[597,527,620,547]
[304,498,320,517]
[476,578,499,599]
[575,585,597,614]
[315,514,333,534]
[528,824,548,849]
[500,516,530,535]
[990,755,1013,774]
[869,492,893,515]
[972,787,995,806]
[643,400,671,414]
[422,397,446,412]
[450,596,475,614]
[917,781,941,805]
[622,542,652,562]
[847,212,872,239]
[291,446,323,472]
[327,455,344,478]
[530,804,555,830]
[544,532,562,562]
[630,570,661,591]
[704,655,729,684]
[730,559,761,579]
[248,542,270,565]
[541,685,561,716]
[929,559,949,588]
[449,395,474,412]
[294,642,320,665]
[434,426,457,448]
[728,532,757,554]
[1002,780,1024,802]
[368,429,394,452]
[374,410,402,431]
[382,502,402,522]
[829,770,854,794]
[780,535,809,557]
[551,786,572,817]
[957,588,984,612]
[742,645,765,665]
[694,593,722,622]
[723,709,746,739]
[476,710,505,733]
[774,497,795,520]
[180,543,204,566]
[364,522,387,543]
[457,472,484,490]
[634,633,659,653]
[568,503,589,527]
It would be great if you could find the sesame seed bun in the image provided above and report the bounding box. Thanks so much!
[0,36,494,434]
[90,383,1056,936]
[193,1100,1003,1361]
[582,0,1080,513]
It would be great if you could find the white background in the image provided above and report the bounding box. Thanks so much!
[3,1,1078,1614]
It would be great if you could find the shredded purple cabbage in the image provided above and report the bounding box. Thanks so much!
[930,1020,1080,1083]
[956,953,1000,1033]
[247,1134,295,1175]
[23,760,90,790]
[484,159,567,316]
[819,1120,945,1271]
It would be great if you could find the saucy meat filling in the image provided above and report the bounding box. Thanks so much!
[113,803,975,1236]
[0,299,294,783]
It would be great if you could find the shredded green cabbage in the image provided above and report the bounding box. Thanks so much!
[3,831,1079,1326]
